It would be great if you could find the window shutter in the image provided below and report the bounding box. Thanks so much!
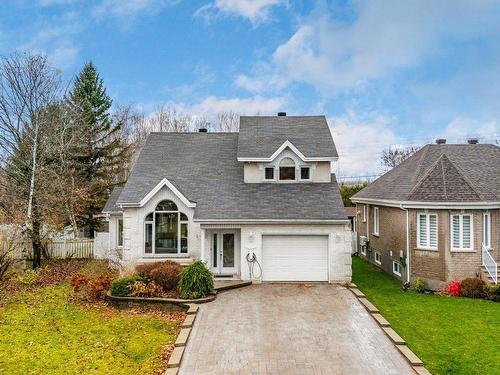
[419,214,427,247]
[452,215,460,249]
[429,215,437,247]
[462,215,471,248]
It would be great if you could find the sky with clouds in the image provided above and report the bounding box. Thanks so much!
[1,0,499,177]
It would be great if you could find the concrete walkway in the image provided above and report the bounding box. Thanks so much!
[179,284,414,375]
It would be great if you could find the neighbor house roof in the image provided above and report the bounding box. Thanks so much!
[352,144,500,203]
[237,116,338,160]
[102,186,123,214]
[115,132,346,221]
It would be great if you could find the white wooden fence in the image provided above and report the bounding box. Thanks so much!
[351,232,358,254]
[9,239,94,260]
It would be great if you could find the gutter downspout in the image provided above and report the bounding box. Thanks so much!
[400,204,410,284]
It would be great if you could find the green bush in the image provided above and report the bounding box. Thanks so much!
[486,284,500,302]
[414,277,425,293]
[460,278,486,299]
[178,261,214,299]
[109,275,142,297]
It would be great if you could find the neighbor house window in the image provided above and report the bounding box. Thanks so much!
[360,245,366,256]
[451,214,473,251]
[144,200,189,255]
[483,212,491,249]
[373,207,380,236]
[279,157,296,180]
[417,213,438,249]
[300,167,310,180]
[392,261,401,276]
[117,219,123,247]
[363,205,367,222]
[264,167,274,180]
[374,251,382,265]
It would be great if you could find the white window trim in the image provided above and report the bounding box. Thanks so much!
[374,251,382,265]
[299,166,312,181]
[483,212,491,249]
[117,218,123,248]
[264,167,276,181]
[416,213,438,250]
[373,207,379,236]
[450,214,474,252]
[392,261,401,276]
[363,205,367,222]
[360,245,366,256]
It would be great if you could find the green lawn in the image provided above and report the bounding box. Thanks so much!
[0,263,179,374]
[352,257,500,375]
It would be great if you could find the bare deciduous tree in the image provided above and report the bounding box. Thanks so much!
[381,146,420,169]
[216,110,239,132]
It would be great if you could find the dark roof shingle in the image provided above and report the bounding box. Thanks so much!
[102,186,123,213]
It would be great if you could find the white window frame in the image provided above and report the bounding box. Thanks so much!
[264,167,275,181]
[117,218,123,247]
[417,213,438,250]
[363,205,367,222]
[392,261,401,276]
[374,251,382,265]
[299,166,311,181]
[450,214,474,252]
[373,207,380,236]
[483,212,491,249]
[360,244,366,256]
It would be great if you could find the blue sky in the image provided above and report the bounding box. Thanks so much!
[1,0,499,176]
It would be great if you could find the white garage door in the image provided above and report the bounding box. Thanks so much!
[262,235,328,281]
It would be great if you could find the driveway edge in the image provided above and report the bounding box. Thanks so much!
[164,304,199,375]
[348,284,431,375]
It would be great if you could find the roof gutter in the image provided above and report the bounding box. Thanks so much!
[351,197,500,209]
[194,219,350,225]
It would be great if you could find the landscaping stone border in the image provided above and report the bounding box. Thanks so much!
[348,283,432,375]
[105,292,216,311]
[164,304,199,375]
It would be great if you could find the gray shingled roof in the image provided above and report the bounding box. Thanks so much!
[237,116,338,159]
[353,144,500,202]
[102,186,123,213]
[114,132,346,221]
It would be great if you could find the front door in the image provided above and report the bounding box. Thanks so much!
[211,231,237,275]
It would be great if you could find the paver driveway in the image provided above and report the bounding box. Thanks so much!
[179,284,414,375]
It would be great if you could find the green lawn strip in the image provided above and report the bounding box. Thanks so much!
[0,284,178,374]
[352,257,500,375]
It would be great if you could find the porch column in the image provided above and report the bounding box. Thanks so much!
[200,228,206,263]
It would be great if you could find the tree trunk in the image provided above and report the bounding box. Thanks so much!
[31,216,42,269]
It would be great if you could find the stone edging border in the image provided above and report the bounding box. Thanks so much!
[164,303,199,375]
[347,283,432,375]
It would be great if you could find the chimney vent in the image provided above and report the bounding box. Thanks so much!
[277,112,287,116]
[199,128,207,133]
[467,138,478,144]
[435,138,446,145]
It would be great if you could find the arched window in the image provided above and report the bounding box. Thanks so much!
[144,200,188,255]
[279,157,296,180]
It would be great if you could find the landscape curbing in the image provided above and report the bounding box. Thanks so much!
[347,285,430,374]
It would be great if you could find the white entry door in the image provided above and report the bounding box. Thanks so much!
[211,231,237,275]
[262,235,329,281]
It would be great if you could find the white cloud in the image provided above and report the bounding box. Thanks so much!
[192,95,286,116]
[328,111,398,177]
[93,0,178,18]
[195,0,283,24]
[444,117,499,144]
[237,1,500,93]
[38,0,75,6]
[48,45,79,70]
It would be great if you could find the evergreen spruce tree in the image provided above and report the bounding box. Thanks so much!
[69,62,127,237]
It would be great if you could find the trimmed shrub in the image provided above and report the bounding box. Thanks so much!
[460,278,486,298]
[486,284,500,302]
[129,281,163,297]
[110,275,142,297]
[414,277,425,293]
[445,280,461,296]
[178,261,214,299]
[136,261,183,291]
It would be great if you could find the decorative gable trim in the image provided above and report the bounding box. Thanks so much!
[237,140,338,162]
[118,178,196,208]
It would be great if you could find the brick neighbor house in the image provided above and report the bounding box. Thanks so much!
[351,141,499,290]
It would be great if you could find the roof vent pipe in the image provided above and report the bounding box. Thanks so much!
[277,112,287,116]
[199,128,207,133]
[435,138,446,144]
[467,138,478,144]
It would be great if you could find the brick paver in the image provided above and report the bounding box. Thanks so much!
[178,284,414,375]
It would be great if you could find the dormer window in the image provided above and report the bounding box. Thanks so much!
[300,167,310,180]
[265,167,275,180]
[279,158,296,180]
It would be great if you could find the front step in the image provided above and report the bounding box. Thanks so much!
[480,266,498,285]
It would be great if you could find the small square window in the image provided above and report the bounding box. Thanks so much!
[375,251,382,265]
[300,167,310,180]
[265,167,274,180]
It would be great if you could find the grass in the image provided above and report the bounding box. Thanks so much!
[352,257,500,375]
[0,261,180,374]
